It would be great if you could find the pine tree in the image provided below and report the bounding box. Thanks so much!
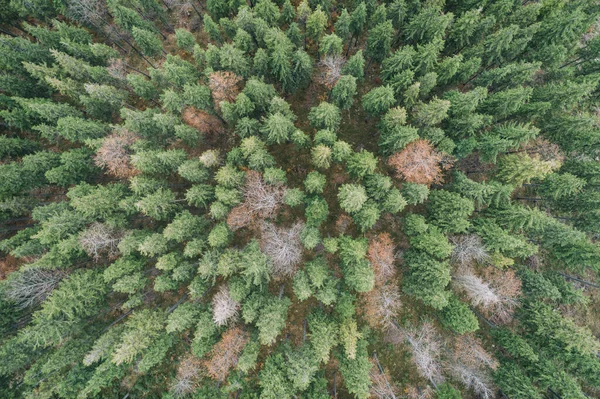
[362,85,396,116]
[339,340,372,399]
[402,249,451,309]
[308,101,341,131]
[366,20,394,64]
[306,6,328,46]
[343,50,365,80]
[338,184,368,213]
[132,27,163,58]
[331,75,357,110]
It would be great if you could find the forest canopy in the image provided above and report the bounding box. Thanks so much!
[1,0,600,398]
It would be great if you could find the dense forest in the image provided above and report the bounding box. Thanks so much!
[1,0,600,397]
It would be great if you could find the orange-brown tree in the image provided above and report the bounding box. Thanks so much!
[204,326,249,381]
[388,139,445,185]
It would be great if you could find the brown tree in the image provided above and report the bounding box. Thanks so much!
[94,129,139,178]
[524,137,564,170]
[208,71,242,112]
[226,204,254,231]
[388,140,446,185]
[335,213,353,234]
[480,267,522,324]
[368,233,397,286]
[404,386,434,399]
[362,283,402,331]
[260,222,304,277]
[79,222,123,261]
[212,285,239,327]
[227,171,286,231]
[449,335,497,399]
[369,358,399,399]
[204,327,249,381]
[171,355,202,398]
[182,107,224,136]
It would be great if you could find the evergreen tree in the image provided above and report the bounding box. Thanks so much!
[362,85,396,116]
[331,75,357,110]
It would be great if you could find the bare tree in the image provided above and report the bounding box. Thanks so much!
[524,137,564,171]
[79,222,123,261]
[243,171,286,219]
[449,335,497,399]
[402,322,444,387]
[260,222,304,277]
[227,171,286,231]
[370,358,398,399]
[317,55,345,89]
[182,107,224,136]
[480,267,522,325]
[454,335,498,370]
[95,129,139,178]
[227,204,254,231]
[65,0,108,27]
[204,327,249,380]
[208,71,242,112]
[388,140,448,186]
[362,283,402,331]
[5,268,68,309]
[450,235,489,267]
[107,58,128,81]
[171,355,202,398]
[453,271,500,309]
[368,233,397,287]
[212,286,239,327]
[449,363,494,399]
[404,385,434,399]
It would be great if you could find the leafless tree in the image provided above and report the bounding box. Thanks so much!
[243,171,286,219]
[5,268,68,309]
[402,322,444,387]
[449,363,494,399]
[317,55,345,89]
[404,385,434,399]
[228,172,287,231]
[450,235,489,267]
[454,335,498,370]
[362,283,402,331]
[480,267,522,325]
[370,358,398,399]
[107,58,128,81]
[260,222,304,277]
[368,233,397,287]
[212,286,239,327]
[95,129,139,178]
[449,335,497,399]
[208,71,242,112]
[453,271,500,309]
[65,0,107,27]
[171,355,202,398]
[524,137,564,171]
[79,222,123,261]
[204,327,249,380]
